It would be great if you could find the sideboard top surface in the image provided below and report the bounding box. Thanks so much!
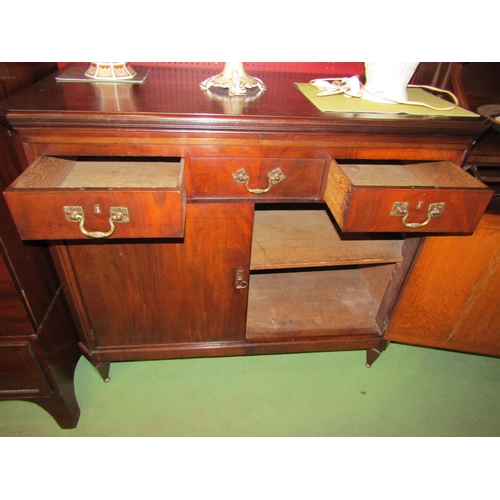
[0,64,487,138]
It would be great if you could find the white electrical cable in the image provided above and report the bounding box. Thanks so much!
[309,77,459,111]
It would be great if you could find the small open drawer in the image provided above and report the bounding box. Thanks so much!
[4,156,186,240]
[324,160,493,233]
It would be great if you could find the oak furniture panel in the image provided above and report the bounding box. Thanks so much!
[386,213,500,356]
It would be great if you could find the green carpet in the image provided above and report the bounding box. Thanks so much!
[1,343,499,437]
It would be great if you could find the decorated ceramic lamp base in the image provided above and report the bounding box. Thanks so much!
[200,62,266,96]
[85,62,137,80]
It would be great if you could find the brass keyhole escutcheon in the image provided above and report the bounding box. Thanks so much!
[234,267,248,290]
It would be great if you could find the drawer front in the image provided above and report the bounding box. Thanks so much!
[190,157,326,200]
[0,342,49,397]
[4,157,186,240]
[325,160,494,233]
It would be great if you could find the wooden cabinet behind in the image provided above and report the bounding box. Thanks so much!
[0,63,81,429]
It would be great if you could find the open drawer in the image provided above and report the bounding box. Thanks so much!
[324,160,493,233]
[4,156,186,240]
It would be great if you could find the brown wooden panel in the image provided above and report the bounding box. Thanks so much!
[386,213,500,356]
[66,241,164,347]
[190,157,325,199]
[447,254,500,352]
[86,336,387,362]
[153,202,253,343]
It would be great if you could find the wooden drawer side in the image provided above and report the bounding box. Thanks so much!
[323,160,354,230]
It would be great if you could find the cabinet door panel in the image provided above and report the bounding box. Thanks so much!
[67,241,162,347]
[153,202,253,343]
[386,213,500,356]
[67,202,253,349]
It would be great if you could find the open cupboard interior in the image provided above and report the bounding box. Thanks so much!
[247,204,404,341]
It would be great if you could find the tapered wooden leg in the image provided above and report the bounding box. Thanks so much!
[95,361,111,382]
[365,341,389,367]
[33,291,81,428]
[32,388,80,429]
[77,343,111,382]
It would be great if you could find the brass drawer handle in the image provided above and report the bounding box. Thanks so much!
[391,202,445,229]
[64,206,129,238]
[232,167,285,194]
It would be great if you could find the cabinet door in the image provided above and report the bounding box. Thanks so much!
[386,213,500,356]
[63,202,253,352]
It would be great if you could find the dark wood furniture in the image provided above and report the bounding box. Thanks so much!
[462,63,500,213]
[1,64,498,427]
[0,63,81,428]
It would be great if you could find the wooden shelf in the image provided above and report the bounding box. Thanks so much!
[246,269,381,340]
[474,168,500,183]
[250,209,404,270]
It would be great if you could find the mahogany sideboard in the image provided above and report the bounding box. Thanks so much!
[1,64,498,428]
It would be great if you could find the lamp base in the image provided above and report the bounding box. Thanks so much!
[200,62,266,96]
[85,62,137,80]
[362,62,419,104]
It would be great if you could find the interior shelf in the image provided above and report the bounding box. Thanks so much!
[473,168,500,183]
[247,206,400,340]
[246,268,384,340]
[250,207,404,270]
